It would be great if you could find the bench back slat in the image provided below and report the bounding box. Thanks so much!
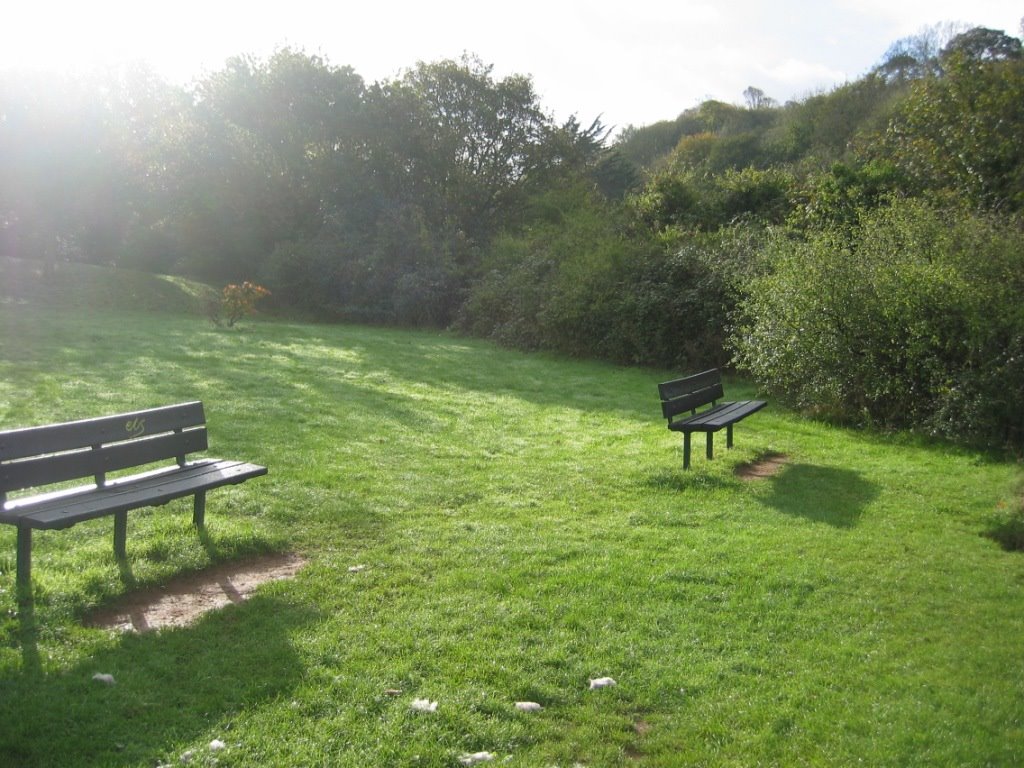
[0,402,206,462]
[0,402,208,495]
[1,429,209,494]
[658,369,725,421]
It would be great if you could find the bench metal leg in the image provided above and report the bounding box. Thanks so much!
[16,525,32,597]
[707,431,714,460]
[727,424,734,449]
[114,512,128,559]
[193,491,207,528]
[683,433,692,470]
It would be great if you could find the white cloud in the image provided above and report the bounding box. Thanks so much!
[838,0,1021,35]
[763,58,852,89]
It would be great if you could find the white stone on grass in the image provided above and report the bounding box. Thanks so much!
[458,751,495,765]
[92,673,116,685]
[514,701,543,712]
[588,677,617,689]
[410,698,438,712]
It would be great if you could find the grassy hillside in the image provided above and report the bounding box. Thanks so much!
[0,270,1022,766]
[0,257,216,314]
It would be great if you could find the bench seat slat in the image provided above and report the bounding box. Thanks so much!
[1,459,267,530]
[667,400,767,432]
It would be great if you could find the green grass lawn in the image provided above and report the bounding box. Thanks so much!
[1,296,1022,766]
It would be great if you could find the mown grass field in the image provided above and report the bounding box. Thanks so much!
[1,268,1022,767]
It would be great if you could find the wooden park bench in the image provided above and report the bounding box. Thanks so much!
[658,369,766,469]
[0,401,267,594]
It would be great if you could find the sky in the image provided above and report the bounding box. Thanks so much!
[3,1,1023,132]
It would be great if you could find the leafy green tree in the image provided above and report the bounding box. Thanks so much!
[940,27,1022,63]
[293,55,606,325]
[767,74,903,165]
[610,224,768,369]
[873,22,966,82]
[362,56,552,243]
[177,50,365,283]
[743,86,776,110]
[616,119,688,168]
[615,98,780,172]
[876,41,1024,212]
[591,148,642,200]
[0,70,152,267]
[458,183,644,357]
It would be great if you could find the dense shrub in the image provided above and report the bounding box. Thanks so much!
[630,167,795,236]
[731,198,1024,448]
[457,187,633,356]
[606,225,768,369]
[460,185,766,371]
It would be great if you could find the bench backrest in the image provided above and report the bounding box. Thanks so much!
[0,402,208,500]
[658,369,724,422]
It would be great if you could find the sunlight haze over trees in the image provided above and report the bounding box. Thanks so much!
[3,11,1024,449]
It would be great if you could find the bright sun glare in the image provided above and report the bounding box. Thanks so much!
[4,3,283,85]
[5,2,1023,131]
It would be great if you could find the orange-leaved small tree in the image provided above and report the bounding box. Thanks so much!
[214,281,271,327]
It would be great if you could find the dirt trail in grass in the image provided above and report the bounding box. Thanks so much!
[735,452,788,480]
[85,553,306,632]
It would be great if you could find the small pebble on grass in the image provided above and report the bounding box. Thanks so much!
[588,677,617,689]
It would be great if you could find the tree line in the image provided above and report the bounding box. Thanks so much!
[1,52,608,327]
[2,24,1022,449]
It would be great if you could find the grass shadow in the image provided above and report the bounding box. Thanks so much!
[15,600,42,679]
[336,325,661,421]
[0,594,317,767]
[645,468,740,493]
[116,557,137,590]
[760,463,879,528]
[983,507,1024,552]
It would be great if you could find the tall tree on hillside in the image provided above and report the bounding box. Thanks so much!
[940,26,1022,63]
[363,55,551,244]
[743,86,776,110]
[0,70,147,267]
[874,22,967,81]
[292,55,607,324]
[178,50,365,282]
[876,29,1024,212]
[102,65,198,273]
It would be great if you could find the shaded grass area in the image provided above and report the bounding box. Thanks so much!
[0,303,1022,767]
[0,257,215,316]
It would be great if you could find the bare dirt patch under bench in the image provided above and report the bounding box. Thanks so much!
[85,553,307,632]
[735,452,789,480]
